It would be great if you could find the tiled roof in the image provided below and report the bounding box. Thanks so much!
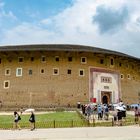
[0,44,139,60]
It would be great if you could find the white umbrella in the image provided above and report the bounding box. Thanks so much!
[116,106,125,111]
[122,105,126,109]
[90,103,97,106]
[24,108,35,112]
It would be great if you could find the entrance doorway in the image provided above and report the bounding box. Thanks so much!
[102,95,108,104]
[101,91,111,104]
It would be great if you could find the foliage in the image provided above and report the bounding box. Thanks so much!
[55,107,65,112]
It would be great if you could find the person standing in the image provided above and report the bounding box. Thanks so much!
[104,105,109,120]
[117,109,123,126]
[97,105,102,120]
[112,108,118,126]
[77,101,81,109]
[29,111,35,130]
[134,106,139,124]
[86,104,91,120]
[13,111,21,130]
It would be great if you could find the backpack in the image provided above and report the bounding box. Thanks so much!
[105,107,109,112]
[18,115,21,120]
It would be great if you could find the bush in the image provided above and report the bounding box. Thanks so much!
[55,107,65,112]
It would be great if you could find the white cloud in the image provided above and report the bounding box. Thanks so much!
[0,1,17,20]
[1,0,140,58]
[1,22,57,44]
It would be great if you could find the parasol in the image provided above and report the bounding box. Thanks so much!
[24,108,35,112]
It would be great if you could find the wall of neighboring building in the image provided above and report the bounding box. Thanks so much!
[0,49,139,109]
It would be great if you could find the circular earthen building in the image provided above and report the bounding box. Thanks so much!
[0,44,139,108]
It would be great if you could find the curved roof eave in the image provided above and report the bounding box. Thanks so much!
[0,44,139,61]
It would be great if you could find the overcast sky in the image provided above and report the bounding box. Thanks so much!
[0,0,140,58]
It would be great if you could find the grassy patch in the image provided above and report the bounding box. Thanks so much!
[0,111,86,129]
[0,112,137,129]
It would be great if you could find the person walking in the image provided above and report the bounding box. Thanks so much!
[29,111,35,131]
[13,111,21,130]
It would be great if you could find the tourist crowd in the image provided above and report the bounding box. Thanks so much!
[78,101,140,126]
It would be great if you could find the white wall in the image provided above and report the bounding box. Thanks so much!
[92,72,119,103]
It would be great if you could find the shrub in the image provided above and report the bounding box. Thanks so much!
[55,107,65,112]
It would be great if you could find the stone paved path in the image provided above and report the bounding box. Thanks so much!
[0,126,140,140]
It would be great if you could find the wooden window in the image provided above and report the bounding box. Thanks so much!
[79,69,85,76]
[16,68,22,77]
[110,58,114,65]
[68,57,72,62]
[18,57,24,62]
[41,56,46,62]
[127,74,131,79]
[31,57,34,62]
[55,56,59,62]
[29,69,33,75]
[5,69,11,76]
[53,68,59,75]
[40,69,45,74]
[67,69,71,74]
[81,57,87,64]
[100,59,104,64]
[4,80,10,89]
[121,74,124,79]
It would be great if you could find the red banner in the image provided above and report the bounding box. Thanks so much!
[90,98,96,103]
